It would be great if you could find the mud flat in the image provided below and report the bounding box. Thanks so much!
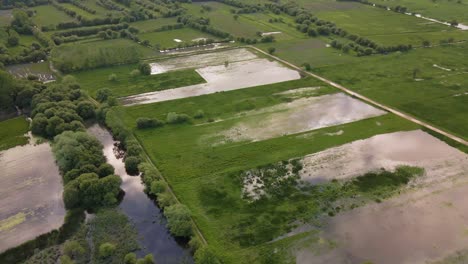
[298,130,468,184]
[0,142,65,253]
[150,48,257,74]
[123,58,300,105]
[211,93,386,144]
[87,125,193,263]
[295,130,468,264]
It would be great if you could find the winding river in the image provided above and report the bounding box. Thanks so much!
[87,124,193,264]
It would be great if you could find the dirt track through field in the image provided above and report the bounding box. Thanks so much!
[249,46,468,147]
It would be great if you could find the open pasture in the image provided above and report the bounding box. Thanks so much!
[313,42,468,140]
[138,28,218,49]
[369,0,468,24]
[74,64,205,98]
[316,4,468,46]
[130,18,179,33]
[0,117,29,151]
[32,5,76,28]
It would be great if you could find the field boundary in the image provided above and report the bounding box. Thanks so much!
[247,45,468,146]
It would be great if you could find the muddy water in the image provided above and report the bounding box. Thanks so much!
[0,141,65,253]
[87,124,193,263]
[295,130,468,264]
[6,63,55,82]
[299,130,468,184]
[212,93,385,144]
[123,58,301,105]
[150,48,257,74]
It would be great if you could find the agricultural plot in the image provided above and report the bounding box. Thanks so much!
[315,4,468,46]
[130,18,179,33]
[32,5,76,28]
[74,64,205,98]
[313,42,468,140]
[0,141,65,253]
[121,48,301,105]
[137,28,218,49]
[369,0,468,24]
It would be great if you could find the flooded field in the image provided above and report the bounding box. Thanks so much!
[123,58,300,105]
[210,93,386,144]
[295,130,468,264]
[0,10,13,25]
[87,125,193,263]
[6,62,55,82]
[298,130,468,184]
[0,141,65,253]
[150,48,257,74]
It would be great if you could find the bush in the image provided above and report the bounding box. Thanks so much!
[138,63,151,75]
[99,243,115,258]
[166,112,190,124]
[108,73,117,81]
[130,69,140,77]
[157,191,175,208]
[193,110,205,119]
[150,180,167,195]
[165,204,192,237]
[267,47,275,54]
[194,247,222,264]
[124,253,137,264]
[125,156,140,175]
[63,240,85,259]
[96,88,112,102]
[136,117,164,129]
[97,163,115,177]
[76,101,95,119]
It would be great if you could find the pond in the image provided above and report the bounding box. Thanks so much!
[87,124,193,263]
[0,138,65,253]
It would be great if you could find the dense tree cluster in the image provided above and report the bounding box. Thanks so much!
[0,69,43,114]
[30,77,95,138]
[53,131,122,209]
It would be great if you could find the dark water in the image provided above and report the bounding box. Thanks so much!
[87,124,193,264]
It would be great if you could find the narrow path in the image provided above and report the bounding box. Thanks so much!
[249,46,468,146]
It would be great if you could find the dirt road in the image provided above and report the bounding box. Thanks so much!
[250,46,468,147]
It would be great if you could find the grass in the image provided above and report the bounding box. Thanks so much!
[73,64,206,98]
[313,42,468,140]
[316,4,468,46]
[368,0,468,24]
[60,3,99,20]
[129,17,179,33]
[137,28,217,49]
[32,5,76,27]
[0,117,29,151]
[113,75,421,262]
[0,10,12,27]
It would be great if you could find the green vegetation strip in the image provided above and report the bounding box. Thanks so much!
[0,117,29,151]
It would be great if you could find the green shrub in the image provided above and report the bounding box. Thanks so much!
[150,180,167,195]
[165,204,192,237]
[97,163,115,177]
[124,253,137,264]
[130,69,140,77]
[138,63,151,75]
[96,88,112,102]
[166,112,190,124]
[157,191,175,208]
[125,156,140,175]
[193,110,205,119]
[99,243,116,258]
[63,240,85,259]
[108,73,117,82]
[136,117,164,129]
[194,247,222,264]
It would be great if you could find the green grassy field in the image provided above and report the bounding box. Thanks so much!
[369,0,468,24]
[137,28,217,49]
[130,18,178,33]
[0,117,30,151]
[316,4,468,46]
[60,3,99,20]
[74,64,206,98]
[114,76,420,262]
[313,42,468,140]
[32,5,76,27]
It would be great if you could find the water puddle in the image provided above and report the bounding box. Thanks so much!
[298,130,468,184]
[87,124,193,263]
[123,58,300,105]
[294,130,468,264]
[0,141,65,253]
[150,48,257,74]
[209,93,386,144]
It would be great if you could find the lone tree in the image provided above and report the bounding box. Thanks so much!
[422,40,431,47]
[139,63,151,75]
[267,47,276,54]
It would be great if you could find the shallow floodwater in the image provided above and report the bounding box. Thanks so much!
[295,130,468,264]
[150,48,257,74]
[299,130,468,184]
[211,93,386,144]
[123,58,301,105]
[6,63,55,82]
[87,125,193,263]
[0,141,65,253]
